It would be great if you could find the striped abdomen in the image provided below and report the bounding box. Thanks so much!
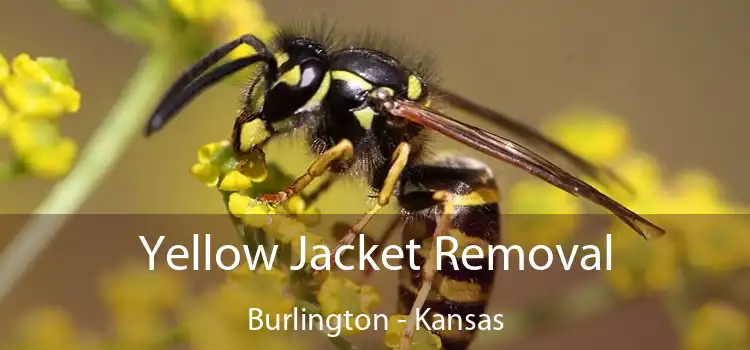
[396,157,501,350]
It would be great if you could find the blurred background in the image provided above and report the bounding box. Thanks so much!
[0,0,748,349]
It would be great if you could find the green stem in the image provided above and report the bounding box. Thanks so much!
[0,49,174,304]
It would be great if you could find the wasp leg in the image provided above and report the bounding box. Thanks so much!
[401,191,456,350]
[257,139,354,205]
[301,173,339,208]
[328,142,411,258]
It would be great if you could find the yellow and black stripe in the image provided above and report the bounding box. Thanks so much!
[397,156,500,350]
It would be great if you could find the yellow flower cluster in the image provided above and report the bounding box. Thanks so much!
[100,263,183,348]
[534,109,750,298]
[7,308,95,350]
[4,263,304,350]
[504,179,583,248]
[190,139,320,240]
[168,0,277,59]
[316,275,381,337]
[0,53,80,179]
[190,140,268,190]
[185,267,299,350]
[603,224,682,298]
[684,301,749,350]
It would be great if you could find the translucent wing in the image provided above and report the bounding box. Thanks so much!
[384,98,665,239]
[433,87,634,194]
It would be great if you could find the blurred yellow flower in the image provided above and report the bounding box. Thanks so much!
[167,0,277,60]
[12,308,80,350]
[542,108,630,164]
[183,268,297,350]
[506,179,583,215]
[219,0,277,59]
[1,52,79,180]
[604,226,681,298]
[190,141,267,189]
[681,215,750,272]
[284,195,322,226]
[598,152,663,207]
[317,275,380,336]
[0,98,12,135]
[4,54,80,117]
[7,118,78,178]
[0,54,8,84]
[684,301,748,350]
[266,214,308,243]
[668,170,734,214]
[168,0,227,23]
[100,263,184,338]
[505,179,582,247]
[291,232,326,264]
[385,315,442,350]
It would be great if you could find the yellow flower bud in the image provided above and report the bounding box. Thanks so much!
[296,206,322,226]
[12,54,75,84]
[316,275,380,337]
[227,193,252,217]
[4,54,80,117]
[190,162,219,187]
[24,137,77,178]
[291,233,325,263]
[226,265,251,282]
[3,75,80,118]
[283,195,307,215]
[241,204,274,227]
[318,276,380,324]
[267,215,307,243]
[219,170,252,191]
[197,142,225,163]
[8,118,60,156]
[168,0,227,23]
[257,268,289,286]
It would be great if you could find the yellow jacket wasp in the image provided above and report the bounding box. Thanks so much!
[144,25,665,350]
